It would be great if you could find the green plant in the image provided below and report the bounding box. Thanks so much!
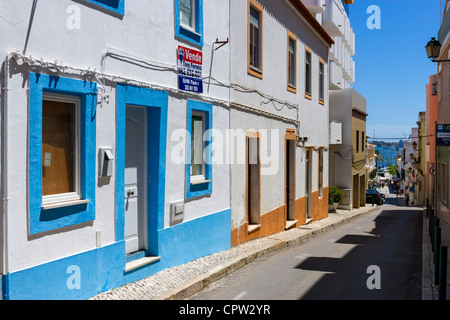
[329,186,343,205]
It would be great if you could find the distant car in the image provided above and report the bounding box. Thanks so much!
[366,189,383,205]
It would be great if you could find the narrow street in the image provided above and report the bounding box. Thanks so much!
[191,188,423,300]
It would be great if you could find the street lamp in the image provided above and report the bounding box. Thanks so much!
[412,141,417,150]
[426,37,450,62]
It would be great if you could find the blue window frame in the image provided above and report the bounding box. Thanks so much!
[186,100,212,199]
[175,0,204,47]
[83,0,125,15]
[29,73,97,235]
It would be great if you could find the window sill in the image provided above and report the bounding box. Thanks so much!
[180,25,202,38]
[190,179,211,185]
[287,85,297,94]
[305,93,312,100]
[177,25,203,47]
[42,199,90,211]
[248,66,263,79]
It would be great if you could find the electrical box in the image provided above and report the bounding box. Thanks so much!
[100,148,114,177]
[170,200,184,223]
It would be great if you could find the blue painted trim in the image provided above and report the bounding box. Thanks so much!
[120,208,231,287]
[84,0,125,15]
[186,100,212,199]
[3,242,125,300]
[116,84,168,257]
[29,73,97,235]
[2,208,230,299]
[174,0,204,47]
[0,275,4,300]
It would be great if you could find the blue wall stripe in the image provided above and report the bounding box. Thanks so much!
[3,208,230,299]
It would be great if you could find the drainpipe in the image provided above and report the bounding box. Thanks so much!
[1,54,10,280]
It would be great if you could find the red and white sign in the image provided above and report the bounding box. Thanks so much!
[177,46,203,93]
[429,166,435,176]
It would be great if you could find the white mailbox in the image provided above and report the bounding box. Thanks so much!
[100,148,114,177]
[170,200,184,223]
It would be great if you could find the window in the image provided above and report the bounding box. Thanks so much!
[248,0,263,78]
[180,0,195,31]
[84,0,125,15]
[42,94,80,205]
[287,31,297,93]
[362,131,365,153]
[175,0,204,46]
[29,73,97,235]
[319,60,325,103]
[318,149,324,198]
[356,130,360,153]
[186,100,212,199]
[305,48,312,99]
[191,112,206,181]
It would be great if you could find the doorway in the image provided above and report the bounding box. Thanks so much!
[305,148,313,220]
[285,135,296,229]
[247,132,260,231]
[124,106,148,255]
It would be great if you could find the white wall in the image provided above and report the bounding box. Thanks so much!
[229,0,330,229]
[1,0,230,272]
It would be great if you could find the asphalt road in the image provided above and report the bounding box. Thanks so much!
[191,198,423,300]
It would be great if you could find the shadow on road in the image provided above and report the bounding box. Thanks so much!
[294,208,423,300]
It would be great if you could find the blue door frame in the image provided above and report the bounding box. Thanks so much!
[116,84,168,257]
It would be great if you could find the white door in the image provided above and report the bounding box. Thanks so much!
[125,106,148,255]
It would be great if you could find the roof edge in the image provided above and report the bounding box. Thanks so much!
[288,0,335,47]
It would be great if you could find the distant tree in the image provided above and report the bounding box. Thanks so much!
[388,165,397,176]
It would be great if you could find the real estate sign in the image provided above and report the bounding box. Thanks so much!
[436,124,450,147]
[177,46,203,93]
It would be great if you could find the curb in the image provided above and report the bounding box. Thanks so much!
[154,205,379,300]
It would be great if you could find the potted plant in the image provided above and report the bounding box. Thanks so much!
[329,186,343,212]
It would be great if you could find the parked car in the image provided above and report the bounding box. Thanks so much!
[366,189,384,205]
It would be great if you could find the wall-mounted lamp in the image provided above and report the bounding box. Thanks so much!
[426,37,450,62]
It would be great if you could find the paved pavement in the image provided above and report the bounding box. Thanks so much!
[91,185,446,301]
[90,204,380,300]
[423,202,450,300]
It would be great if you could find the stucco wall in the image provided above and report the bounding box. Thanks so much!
[0,0,231,274]
[229,0,330,238]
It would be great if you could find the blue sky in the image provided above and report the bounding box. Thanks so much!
[349,0,441,140]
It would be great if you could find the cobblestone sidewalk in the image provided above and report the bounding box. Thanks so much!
[90,205,378,300]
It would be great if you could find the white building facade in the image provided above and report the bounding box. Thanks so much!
[229,0,334,246]
[0,0,231,299]
[304,0,369,210]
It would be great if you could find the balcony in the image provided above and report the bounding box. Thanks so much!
[322,0,345,37]
[301,0,325,14]
[329,60,343,89]
[330,120,342,144]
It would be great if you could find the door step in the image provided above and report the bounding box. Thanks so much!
[285,220,298,230]
[125,256,161,273]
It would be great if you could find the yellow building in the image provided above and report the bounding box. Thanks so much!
[329,88,368,210]
[351,98,368,208]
